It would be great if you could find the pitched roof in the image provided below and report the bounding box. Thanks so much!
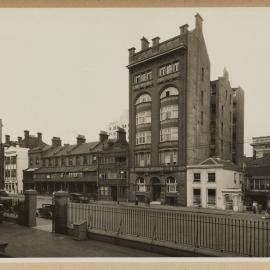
[188,157,241,171]
[245,155,270,176]
[34,165,97,174]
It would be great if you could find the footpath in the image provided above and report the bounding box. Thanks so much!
[0,221,162,258]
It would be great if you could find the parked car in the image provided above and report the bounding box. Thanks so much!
[69,193,89,203]
[36,204,53,219]
[0,190,9,198]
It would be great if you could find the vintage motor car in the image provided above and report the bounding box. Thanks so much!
[36,204,53,219]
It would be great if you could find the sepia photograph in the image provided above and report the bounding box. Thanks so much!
[0,4,270,262]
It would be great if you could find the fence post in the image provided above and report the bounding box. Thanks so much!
[23,189,37,227]
[53,191,69,234]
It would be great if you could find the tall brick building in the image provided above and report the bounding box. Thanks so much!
[127,14,244,206]
[128,14,211,206]
[210,69,244,166]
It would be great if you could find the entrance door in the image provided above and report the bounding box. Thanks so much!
[111,186,117,201]
[151,178,161,201]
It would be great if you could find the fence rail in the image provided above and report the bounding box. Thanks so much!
[67,202,270,257]
[0,195,25,219]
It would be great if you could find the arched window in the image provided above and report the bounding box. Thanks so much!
[160,87,179,99]
[136,177,146,192]
[135,93,151,105]
[166,177,177,193]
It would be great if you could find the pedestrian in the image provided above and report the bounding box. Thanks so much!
[252,202,257,214]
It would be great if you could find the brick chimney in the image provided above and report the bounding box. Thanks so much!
[195,13,203,31]
[128,47,136,61]
[24,130,30,147]
[5,135,10,145]
[141,37,149,50]
[152,36,160,47]
[37,132,42,145]
[180,24,189,35]
[99,131,109,143]
[116,128,126,143]
[18,137,22,146]
[52,137,62,147]
[76,135,86,145]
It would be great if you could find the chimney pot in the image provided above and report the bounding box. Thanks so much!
[76,135,86,145]
[5,135,10,144]
[195,13,203,30]
[116,128,127,143]
[152,37,160,47]
[180,24,189,35]
[128,47,136,58]
[52,137,62,147]
[141,37,149,50]
[99,131,109,143]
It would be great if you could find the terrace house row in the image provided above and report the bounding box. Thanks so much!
[23,128,129,201]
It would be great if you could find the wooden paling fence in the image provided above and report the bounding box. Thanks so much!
[67,202,270,257]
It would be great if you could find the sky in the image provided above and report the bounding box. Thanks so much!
[0,8,269,156]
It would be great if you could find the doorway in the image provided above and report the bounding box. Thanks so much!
[151,178,161,201]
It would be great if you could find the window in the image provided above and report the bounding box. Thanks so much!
[29,158,33,166]
[208,173,216,182]
[160,150,178,165]
[193,173,201,182]
[166,177,177,193]
[134,74,141,84]
[137,178,146,192]
[136,111,151,125]
[159,61,179,77]
[207,189,216,206]
[160,87,179,99]
[135,94,151,105]
[193,189,201,205]
[5,170,10,178]
[11,169,16,178]
[201,112,204,125]
[76,156,80,166]
[211,84,216,96]
[173,62,179,72]
[201,67,204,81]
[160,105,178,121]
[135,152,151,167]
[201,91,204,105]
[100,186,110,196]
[83,155,88,165]
[160,127,178,142]
[69,157,73,166]
[36,158,39,165]
[136,131,151,145]
[159,66,166,76]
[11,156,16,164]
[5,157,10,165]
[234,173,237,184]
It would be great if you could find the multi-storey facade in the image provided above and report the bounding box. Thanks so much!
[23,129,129,201]
[187,157,243,211]
[244,155,270,210]
[209,69,244,166]
[128,14,211,206]
[232,87,244,165]
[2,130,46,193]
[250,136,270,159]
[210,69,234,160]
[107,109,129,140]
[4,145,29,194]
